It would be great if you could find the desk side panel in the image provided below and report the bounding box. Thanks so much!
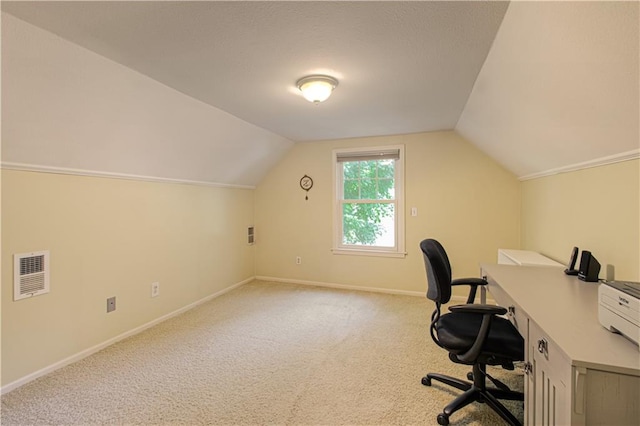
[584,369,640,425]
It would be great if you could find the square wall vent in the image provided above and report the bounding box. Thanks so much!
[14,250,50,301]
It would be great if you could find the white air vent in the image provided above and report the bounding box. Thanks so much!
[248,226,255,245]
[14,250,50,301]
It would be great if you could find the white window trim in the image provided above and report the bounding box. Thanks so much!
[332,145,406,258]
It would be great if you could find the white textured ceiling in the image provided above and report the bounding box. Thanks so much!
[1,1,638,182]
[1,1,508,142]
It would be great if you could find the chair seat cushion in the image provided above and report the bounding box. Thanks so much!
[436,312,524,363]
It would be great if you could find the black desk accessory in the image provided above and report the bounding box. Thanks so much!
[564,246,579,276]
[578,250,600,282]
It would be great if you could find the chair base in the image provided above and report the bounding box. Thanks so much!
[422,364,523,426]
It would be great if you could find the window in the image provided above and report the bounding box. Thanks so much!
[333,145,405,257]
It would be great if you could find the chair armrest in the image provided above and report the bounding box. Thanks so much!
[448,304,507,316]
[451,277,487,287]
[448,304,508,363]
[451,277,487,304]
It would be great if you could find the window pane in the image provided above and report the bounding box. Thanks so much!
[342,159,395,201]
[376,159,394,178]
[377,178,394,200]
[343,179,359,199]
[361,160,378,178]
[342,202,395,247]
[360,178,377,199]
[343,162,360,179]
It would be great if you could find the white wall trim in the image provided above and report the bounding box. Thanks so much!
[255,275,426,297]
[1,276,254,395]
[518,149,640,181]
[0,162,256,190]
[331,248,407,258]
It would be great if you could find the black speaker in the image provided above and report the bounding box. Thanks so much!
[578,251,600,282]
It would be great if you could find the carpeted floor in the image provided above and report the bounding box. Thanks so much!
[1,280,523,425]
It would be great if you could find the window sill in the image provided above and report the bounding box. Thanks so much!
[331,248,407,258]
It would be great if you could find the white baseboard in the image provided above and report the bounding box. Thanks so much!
[255,276,471,304]
[255,275,426,297]
[1,277,254,395]
[449,295,470,304]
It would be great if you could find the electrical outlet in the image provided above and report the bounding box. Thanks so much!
[296,256,301,265]
[151,282,160,298]
[107,296,116,313]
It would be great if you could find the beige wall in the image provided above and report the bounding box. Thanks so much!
[1,12,263,388]
[521,159,640,281]
[1,170,255,386]
[254,131,521,293]
[2,12,292,187]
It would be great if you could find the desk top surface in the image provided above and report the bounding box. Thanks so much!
[498,249,565,267]
[481,263,640,375]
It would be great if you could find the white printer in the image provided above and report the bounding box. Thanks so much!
[598,280,640,348]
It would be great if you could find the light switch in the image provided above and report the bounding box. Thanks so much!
[411,207,418,217]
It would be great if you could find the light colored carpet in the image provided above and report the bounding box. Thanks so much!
[1,280,523,425]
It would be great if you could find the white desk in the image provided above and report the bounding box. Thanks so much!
[481,263,640,426]
[497,249,565,268]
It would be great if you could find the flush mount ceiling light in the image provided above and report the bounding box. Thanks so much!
[296,75,339,103]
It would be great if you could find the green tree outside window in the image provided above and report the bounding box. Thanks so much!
[341,159,395,246]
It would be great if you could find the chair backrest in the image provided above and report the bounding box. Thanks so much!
[420,239,453,304]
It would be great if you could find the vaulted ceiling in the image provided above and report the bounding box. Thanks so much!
[2,1,638,185]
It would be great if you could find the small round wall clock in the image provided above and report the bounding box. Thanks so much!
[300,175,313,200]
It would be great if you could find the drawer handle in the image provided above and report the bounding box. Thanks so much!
[523,362,533,376]
[537,338,549,359]
[507,306,518,328]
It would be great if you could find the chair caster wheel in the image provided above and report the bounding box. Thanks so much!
[467,372,474,381]
[437,413,449,425]
[421,376,431,386]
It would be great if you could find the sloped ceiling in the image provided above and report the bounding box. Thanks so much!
[1,1,638,186]
[457,1,639,178]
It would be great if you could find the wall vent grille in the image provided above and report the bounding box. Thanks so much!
[14,250,50,301]
[248,226,255,245]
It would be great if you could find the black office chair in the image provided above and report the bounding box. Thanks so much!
[420,239,524,426]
